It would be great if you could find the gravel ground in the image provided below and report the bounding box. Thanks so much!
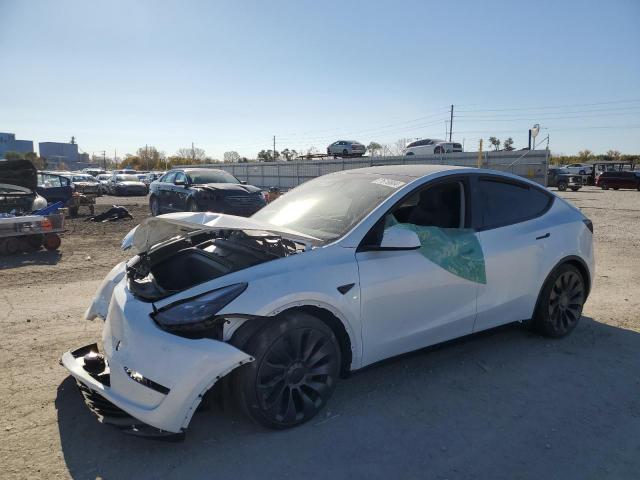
[1,188,639,480]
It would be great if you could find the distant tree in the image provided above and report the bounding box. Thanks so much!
[134,146,166,170]
[176,147,207,163]
[239,157,248,163]
[489,136,501,151]
[605,149,621,161]
[577,150,593,162]
[281,148,298,161]
[257,149,277,162]
[503,137,515,151]
[223,151,241,163]
[367,142,383,156]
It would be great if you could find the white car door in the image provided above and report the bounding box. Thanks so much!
[356,176,481,366]
[472,175,555,332]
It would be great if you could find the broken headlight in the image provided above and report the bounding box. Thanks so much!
[152,283,247,336]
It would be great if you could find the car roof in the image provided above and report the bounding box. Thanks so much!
[340,164,465,178]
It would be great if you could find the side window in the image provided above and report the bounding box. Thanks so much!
[477,178,552,230]
[390,181,464,229]
[174,172,187,184]
[163,172,177,184]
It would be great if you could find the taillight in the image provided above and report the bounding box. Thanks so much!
[583,218,593,233]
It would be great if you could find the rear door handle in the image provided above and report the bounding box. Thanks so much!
[536,232,550,240]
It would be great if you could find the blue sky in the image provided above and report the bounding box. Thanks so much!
[1,0,639,159]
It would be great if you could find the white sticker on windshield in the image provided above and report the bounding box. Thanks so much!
[371,178,405,188]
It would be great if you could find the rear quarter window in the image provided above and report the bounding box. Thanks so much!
[477,177,553,230]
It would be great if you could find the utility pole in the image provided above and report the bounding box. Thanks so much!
[191,142,195,163]
[477,139,483,168]
[449,104,454,142]
[146,144,149,171]
[102,150,106,170]
[273,135,276,161]
[114,149,117,169]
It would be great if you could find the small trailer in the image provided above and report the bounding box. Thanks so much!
[0,213,64,255]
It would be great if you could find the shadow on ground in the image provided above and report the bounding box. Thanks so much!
[0,249,61,269]
[56,317,640,480]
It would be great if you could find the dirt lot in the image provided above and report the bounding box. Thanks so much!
[1,188,639,480]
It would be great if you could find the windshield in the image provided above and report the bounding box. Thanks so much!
[252,172,410,241]
[116,174,140,182]
[188,170,239,184]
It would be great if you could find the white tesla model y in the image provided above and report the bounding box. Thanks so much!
[61,165,594,437]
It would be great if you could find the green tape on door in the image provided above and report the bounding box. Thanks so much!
[394,221,487,284]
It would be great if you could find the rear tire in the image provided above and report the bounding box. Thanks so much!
[601,183,608,190]
[342,149,349,157]
[530,264,585,338]
[232,311,341,429]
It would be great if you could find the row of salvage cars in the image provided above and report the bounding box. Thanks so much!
[61,165,594,438]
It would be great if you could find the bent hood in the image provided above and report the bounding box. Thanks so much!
[0,159,37,192]
[194,183,261,193]
[123,211,321,253]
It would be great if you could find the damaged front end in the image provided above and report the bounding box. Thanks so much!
[63,213,320,437]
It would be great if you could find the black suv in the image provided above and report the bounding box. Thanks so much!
[149,168,266,216]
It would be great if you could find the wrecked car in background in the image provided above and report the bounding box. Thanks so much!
[0,159,64,254]
[61,165,594,437]
[37,172,96,216]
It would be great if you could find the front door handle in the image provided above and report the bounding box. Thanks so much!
[536,232,550,240]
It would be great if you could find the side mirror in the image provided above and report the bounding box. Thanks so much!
[240,180,247,185]
[368,225,421,251]
[174,179,186,186]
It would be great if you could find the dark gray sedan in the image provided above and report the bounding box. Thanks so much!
[148,168,266,216]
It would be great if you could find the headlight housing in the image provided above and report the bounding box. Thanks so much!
[152,283,247,337]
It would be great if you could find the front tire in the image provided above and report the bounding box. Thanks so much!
[601,182,608,190]
[557,182,567,191]
[149,196,159,216]
[531,264,585,338]
[232,311,341,429]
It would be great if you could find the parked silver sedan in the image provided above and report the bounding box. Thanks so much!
[327,140,366,157]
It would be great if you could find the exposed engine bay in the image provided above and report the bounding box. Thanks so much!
[126,229,303,301]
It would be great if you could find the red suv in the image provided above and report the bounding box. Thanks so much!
[596,171,640,191]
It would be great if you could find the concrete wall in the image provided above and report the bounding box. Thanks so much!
[195,150,549,189]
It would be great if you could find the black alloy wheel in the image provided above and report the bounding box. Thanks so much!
[532,264,585,338]
[232,312,341,429]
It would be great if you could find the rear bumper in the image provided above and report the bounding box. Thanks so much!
[62,274,253,433]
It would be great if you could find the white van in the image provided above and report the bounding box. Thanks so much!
[404,139,463,156]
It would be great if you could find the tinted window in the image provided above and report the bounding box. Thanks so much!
[162,172,177,183]
[478,178,551,229]
[174,172,187,184]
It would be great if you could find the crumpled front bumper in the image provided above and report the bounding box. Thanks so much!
[62,264,253,434]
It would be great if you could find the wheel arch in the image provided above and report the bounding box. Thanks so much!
[228,304,355,377]
[532,255,592,319]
